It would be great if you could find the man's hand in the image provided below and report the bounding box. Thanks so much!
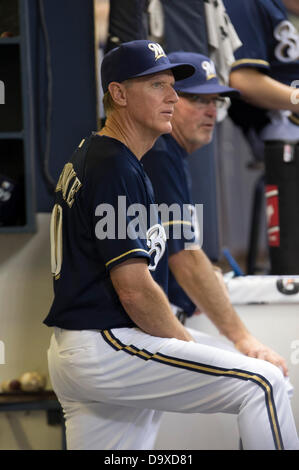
[168,248,289,376]
[234,334,289,377]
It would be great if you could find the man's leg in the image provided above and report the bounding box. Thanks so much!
[48,327,299,450]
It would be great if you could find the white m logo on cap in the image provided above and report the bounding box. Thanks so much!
[201,60,216,80]
[148,43,166,61]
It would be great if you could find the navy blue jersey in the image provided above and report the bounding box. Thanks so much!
[223,0,299,133]
[224,0,299,84]
[142,134,198,316]
[44,134,168,330]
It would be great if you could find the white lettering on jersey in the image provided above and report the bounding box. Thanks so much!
[274,20,299,62]
[55,163,82,208]
[146,223,166,271]
[50,203,63,279]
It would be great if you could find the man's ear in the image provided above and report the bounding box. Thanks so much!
[108,82,127,107]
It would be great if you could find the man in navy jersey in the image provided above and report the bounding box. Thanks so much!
[45,41,194,335]
[44,41,299,450]
[223,0,299,142]
[142,50,291,371]
[223,0,299,274]
[143,51,240,322]
[142,51,298,449]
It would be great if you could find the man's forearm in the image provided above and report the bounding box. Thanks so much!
[169,248,249,343]
[229,68,299,112]
[110,259,194,342]
[121,281,194,341]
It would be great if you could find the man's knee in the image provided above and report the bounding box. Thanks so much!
[251,359,287,392]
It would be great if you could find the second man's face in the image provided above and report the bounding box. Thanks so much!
[172,93,218,153]
[124,71,179,138]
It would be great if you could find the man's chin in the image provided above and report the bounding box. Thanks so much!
[190,135,213,152]
[157,122,173,136]
[200,131,213,145]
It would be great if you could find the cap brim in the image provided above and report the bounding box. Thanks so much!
[132,62,195,82]
[175,82,240,98]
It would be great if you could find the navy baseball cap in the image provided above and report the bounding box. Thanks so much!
[101,40,195,94]
[168,52,239,97]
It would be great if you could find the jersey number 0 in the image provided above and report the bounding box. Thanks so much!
[50,162,82,280]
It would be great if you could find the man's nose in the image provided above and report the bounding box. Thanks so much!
[167,86,179,103]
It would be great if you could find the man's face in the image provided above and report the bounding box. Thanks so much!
[124,71,179,138]
[171,93,221,153]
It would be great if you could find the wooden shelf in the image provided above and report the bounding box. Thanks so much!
[0,390,57,406]
[0,390,66,448]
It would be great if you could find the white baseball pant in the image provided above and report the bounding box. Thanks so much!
[47,326,299,450]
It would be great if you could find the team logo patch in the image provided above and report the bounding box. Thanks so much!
[148,43,167,61]
[201,60,216,80]
[146,223,166,271]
